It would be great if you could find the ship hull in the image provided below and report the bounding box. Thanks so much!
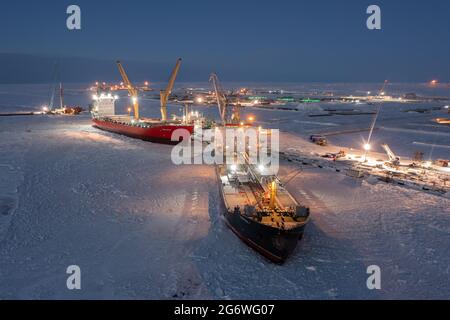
[92,118,194,145]
[222,209,307,263]
[216,168,308,263]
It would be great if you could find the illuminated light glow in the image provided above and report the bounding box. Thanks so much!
[248,116,255,122]
[367,91,371,95]
[92,95,98,100]
[230,164,237,172]
[363,143,371,151]
[240,122,245,126]
[132,97,138,104]
[430,80,438,85]
[42,106,49,112]
[196,97,203,104]
[258,165,265,173]
[114,95,119,100]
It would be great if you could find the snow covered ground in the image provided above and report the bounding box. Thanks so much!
[0,83,449,299]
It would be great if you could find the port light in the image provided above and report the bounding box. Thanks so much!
[231,164,237,172]
[258,165,265,173]
[363,144,371,151]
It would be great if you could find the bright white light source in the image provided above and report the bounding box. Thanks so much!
[258,165,265,173]
[231,164,237,172]
[363,144,371,151]
[42,106,49,112]
[132,97,138,104]
[196,97,203,104]
[114,95,119,100]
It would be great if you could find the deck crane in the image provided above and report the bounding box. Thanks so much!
[209,73,240,125]
[381,143,400,166]
[160,58,182,122]
[117,61,139,120]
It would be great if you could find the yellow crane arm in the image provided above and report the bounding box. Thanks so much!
[116,61,139,120]
[160,58,182,122]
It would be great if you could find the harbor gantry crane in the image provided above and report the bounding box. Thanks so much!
[210,73,228,125]
[117,61,139,120]
[209,73,241,125]
[160,58,182,122]
[381,143,400,166]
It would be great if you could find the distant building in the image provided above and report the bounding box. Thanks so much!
[403,93,417,100]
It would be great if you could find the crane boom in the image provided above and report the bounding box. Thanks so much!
[160,58,182,122]
[381,143,400,165]
[209,73,228,125]
[116,61,139,120]
[379,80,388,96]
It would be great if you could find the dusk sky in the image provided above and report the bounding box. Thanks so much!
[0,0,449,83]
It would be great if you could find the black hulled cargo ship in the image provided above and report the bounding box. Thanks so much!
[216,161,310,263]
